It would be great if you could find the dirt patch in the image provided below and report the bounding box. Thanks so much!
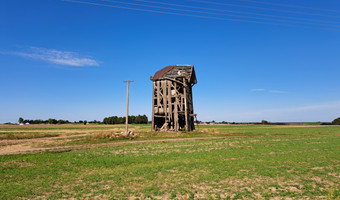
[0,133,91,155]
[2,160,35,168]
[0,136,225,155]
[311,167,324,170]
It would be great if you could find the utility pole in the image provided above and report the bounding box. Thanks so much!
[124,80,133,133]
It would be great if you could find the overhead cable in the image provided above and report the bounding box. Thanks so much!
[62,0,340,31]
[184,0,340,19]
[235,0,340,13]
[130,0,340,25]
[96,0,340,28]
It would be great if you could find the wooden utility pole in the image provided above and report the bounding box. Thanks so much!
[124,80,133,133]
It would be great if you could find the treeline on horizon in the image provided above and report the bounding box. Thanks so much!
[8,117,340,125]
[16,115,148,125]
[103,115,148,124]
[199,118,340,125]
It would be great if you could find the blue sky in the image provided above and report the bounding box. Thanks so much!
[1,0,340,123]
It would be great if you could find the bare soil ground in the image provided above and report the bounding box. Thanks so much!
[0,135,224,155]
[0,133,90,155]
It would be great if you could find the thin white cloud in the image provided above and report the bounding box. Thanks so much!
[209,101,340,122]
[287,101,340,112]
[251,89,287,93]
[5,46,99,67]
[269,90,287,94]
[251,89,265,92]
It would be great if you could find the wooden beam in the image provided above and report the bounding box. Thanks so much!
[167,80,173,130]
[151,81,155,131]
[162,81,167,124]
[190,87,195,131]
[163,77,184,86]
[157,81,160,109]
[183,78,189,131]
[174,82,178,131]
[154,115,166,118]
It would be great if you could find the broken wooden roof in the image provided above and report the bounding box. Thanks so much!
[150,65,197,84]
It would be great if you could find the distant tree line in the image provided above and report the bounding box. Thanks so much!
[332,117,340,125]
[15,116,339,125]
[18,118,103,125]
[201,120,289,125]
[18,117,71,124]
[17,115,148,125]
[103,115,148,124]
[200,118,340,125]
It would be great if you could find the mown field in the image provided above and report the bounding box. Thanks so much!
[0,124,339,199]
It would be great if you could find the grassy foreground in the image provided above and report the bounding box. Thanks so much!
[0,125,339,199]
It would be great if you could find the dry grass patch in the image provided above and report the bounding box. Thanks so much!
[2,160,35,168]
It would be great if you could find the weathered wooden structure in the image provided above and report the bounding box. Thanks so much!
[150,65,197,132]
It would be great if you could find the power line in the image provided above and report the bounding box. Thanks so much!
[184,0,340,19]
[62,0,340,31]
[234,0,340,13]
[95,0,340,28]
[129,0,340,25]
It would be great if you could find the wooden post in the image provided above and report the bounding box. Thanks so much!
[174,82,178,131]
[124,80,133,133]
[151,81,155,131]
[190,87,195,131]
[162,81,168,130]
[157,81,160,109]
[168,81,172,130]
[183,78,189,131]
[162,81,167,123]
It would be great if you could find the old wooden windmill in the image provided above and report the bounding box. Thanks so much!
[150,65,197,132]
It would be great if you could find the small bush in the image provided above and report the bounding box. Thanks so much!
[91,129,139,140]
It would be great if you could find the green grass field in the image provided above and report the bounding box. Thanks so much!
[0,124,339,199]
